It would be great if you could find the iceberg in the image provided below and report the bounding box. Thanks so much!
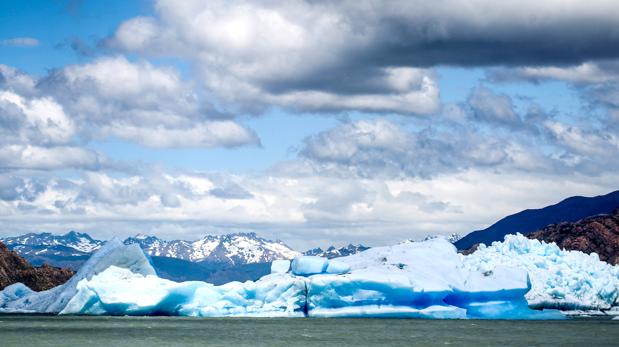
[463,234,619,311]
[0,238,155,313]
[61,266,306,317]
[270,259,291,274]
[302,238,562,319]
[1,233,617,318]
[291,256,329,275]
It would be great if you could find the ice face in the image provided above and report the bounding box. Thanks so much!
[270,259,291,274]
[463,234,619,311]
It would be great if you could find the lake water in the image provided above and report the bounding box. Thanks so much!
[0,315,617,347]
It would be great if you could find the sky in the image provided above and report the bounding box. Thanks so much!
[1,0,619,249]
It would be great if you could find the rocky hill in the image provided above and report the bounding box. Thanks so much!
[0,241,74,291]
[528,209,619,265]
[455,190,619,250]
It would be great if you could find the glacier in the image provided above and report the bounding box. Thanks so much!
[1,234,618,318]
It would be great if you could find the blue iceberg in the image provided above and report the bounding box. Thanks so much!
[2,234,618,319]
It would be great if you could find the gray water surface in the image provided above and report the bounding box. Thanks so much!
[0,315,617,347]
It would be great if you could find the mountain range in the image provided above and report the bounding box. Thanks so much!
[1,231,371,284]
[303,244,370,258]
[2,232,300,266]
[4,188,619,284]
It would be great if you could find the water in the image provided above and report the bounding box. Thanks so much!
[0,315,617,347]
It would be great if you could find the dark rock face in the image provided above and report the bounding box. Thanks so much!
[527,209,619,265]
[0,241,74,291]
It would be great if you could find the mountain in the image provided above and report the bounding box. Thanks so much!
[528,208,619,265]
[2,231,103,254]
[304,244,370,259]
[0,241,74,291]
[3,231,299,269]
[124,232,299,265]
[2,231,297,284]
[455,190,619,250]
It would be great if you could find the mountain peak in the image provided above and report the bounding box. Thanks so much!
[303,244,369,259]
[3,231,300,266]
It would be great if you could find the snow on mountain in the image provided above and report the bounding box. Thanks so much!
[1,231,103,254]
[125,232,299,265]
[304,244,370,259]
[123,234,193,260]
[3,231,299,266]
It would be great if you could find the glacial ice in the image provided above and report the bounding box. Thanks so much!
[61,266,306,317]
[291,256,328,275]
[270,259,291,274]
[463,234,619,311]
[290,256,350,276]
[0,238,155,313]
[1,233,618,318]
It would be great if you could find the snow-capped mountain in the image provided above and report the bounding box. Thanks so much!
[1,231,103,255]
[304,244,370,259]
[125,232,299,265]
[2,231,298,266]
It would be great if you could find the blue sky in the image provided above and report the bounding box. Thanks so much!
[1,0,618,249]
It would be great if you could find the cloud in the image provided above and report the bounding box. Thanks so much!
[0,168,617,248]
[1,37,40,47]
[487,60,619,127]
[489,61,619,85]
[43,56,259,148]
[298,118,517,178]
[101,121,259,149]
[0,58,259,150]
[108,1,445,115]
[0,90,109,171]
[0,91,75,145]
[105,0,619,115]
[468,86,519,125]
[0,145,105,171]
[0,176,46,202]
[209,182,254,200]
[0,65,37,95]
